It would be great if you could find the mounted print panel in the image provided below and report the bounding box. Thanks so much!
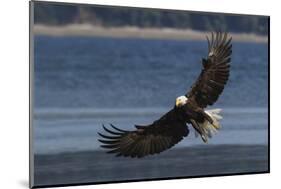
[29,1,269,188]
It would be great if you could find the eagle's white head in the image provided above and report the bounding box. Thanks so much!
[175,96,188,107]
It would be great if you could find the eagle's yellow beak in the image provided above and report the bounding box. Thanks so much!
[176,98,181,107]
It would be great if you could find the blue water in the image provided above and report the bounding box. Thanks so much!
[33,36,268,154]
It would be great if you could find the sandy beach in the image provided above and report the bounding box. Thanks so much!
[33,24,268,43]
[33,144,268,187]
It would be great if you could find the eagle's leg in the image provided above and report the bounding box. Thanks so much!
[199,109,213,124]
[190,119,207,143]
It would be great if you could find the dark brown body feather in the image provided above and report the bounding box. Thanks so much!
[98,32,232,158]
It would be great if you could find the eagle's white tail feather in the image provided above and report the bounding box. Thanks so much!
[195,108,223,143]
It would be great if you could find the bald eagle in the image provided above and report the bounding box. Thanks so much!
[98,32,232,158]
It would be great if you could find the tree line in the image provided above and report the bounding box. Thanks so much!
[34,2,268,35]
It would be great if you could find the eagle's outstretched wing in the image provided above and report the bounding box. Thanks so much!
[98,109,189,158]
[186,32,232,108]
[98,32,232,158]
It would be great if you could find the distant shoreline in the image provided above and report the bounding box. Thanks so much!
[33,24,268,43]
